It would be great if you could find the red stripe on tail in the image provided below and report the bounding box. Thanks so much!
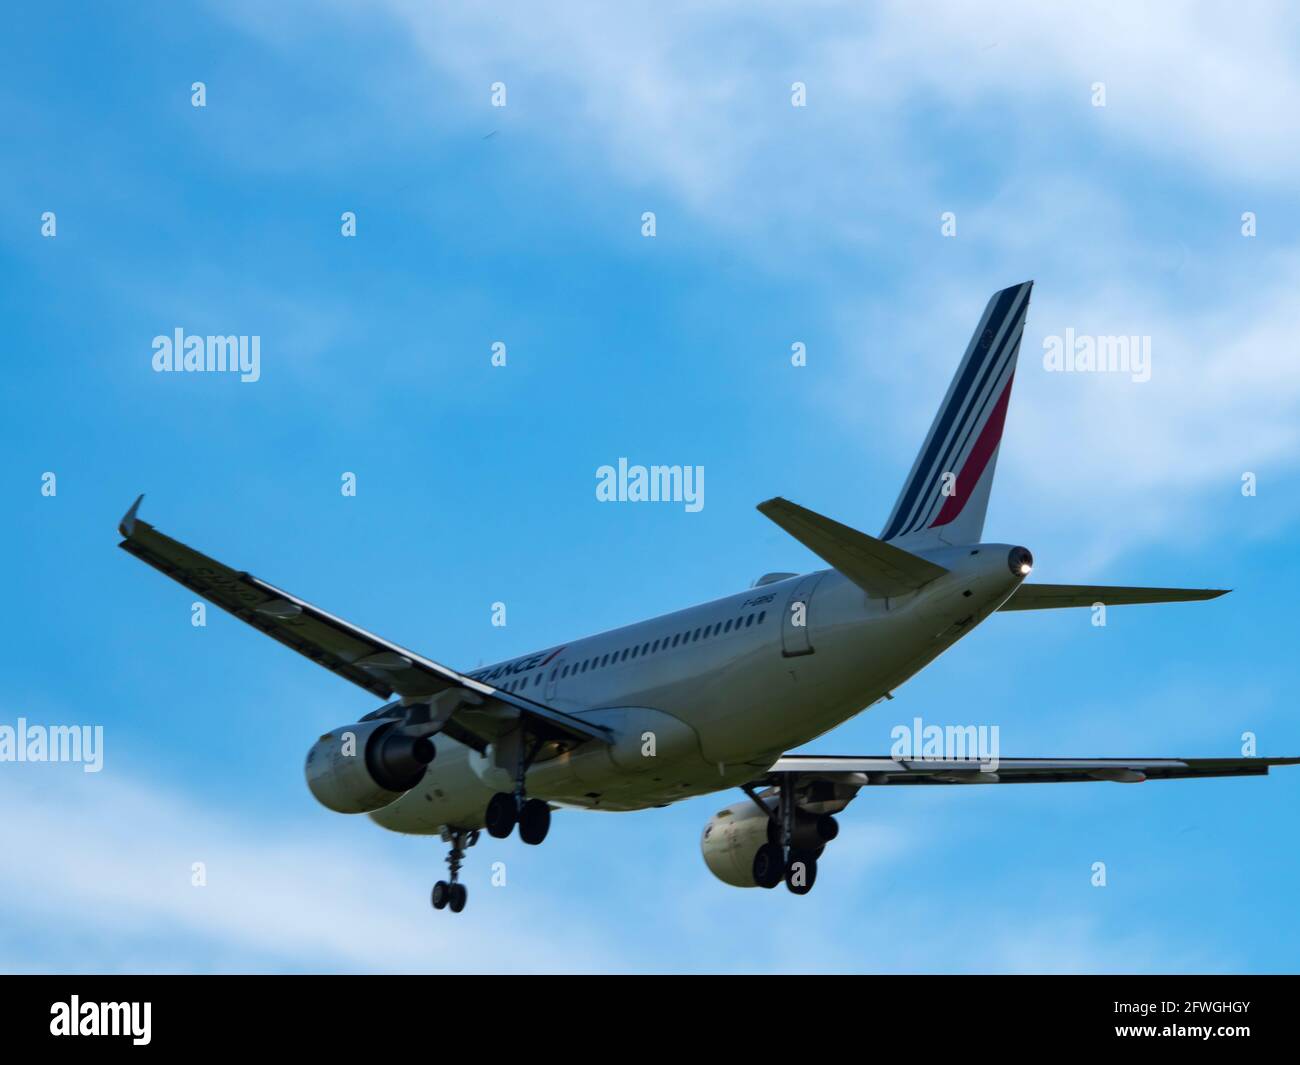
[930,374,1015,529]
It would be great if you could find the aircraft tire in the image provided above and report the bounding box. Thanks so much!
[752,843,785,889]
[784,852,817,895]
[518,799,551,845]
[485,792,517,838]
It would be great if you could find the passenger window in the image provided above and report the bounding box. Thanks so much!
[758,611,766,624]
[723,619,732,633]
[746,614,754,627]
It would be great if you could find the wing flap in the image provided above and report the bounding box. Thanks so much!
[757,497,948,597]
[998,584,1228,611]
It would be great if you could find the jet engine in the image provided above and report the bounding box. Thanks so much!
[700,799,838,887]
[305,719,435,814]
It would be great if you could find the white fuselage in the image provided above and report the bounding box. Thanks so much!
[368,543,1026,835]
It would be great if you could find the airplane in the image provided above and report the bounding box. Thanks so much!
[117,280,1297,914]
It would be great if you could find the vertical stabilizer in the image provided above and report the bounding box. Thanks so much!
[880,281,1032,549]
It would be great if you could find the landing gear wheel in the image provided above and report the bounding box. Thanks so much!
[752,843,785,889]
[433,828,475,915]
[485,792,517,838]
[518,799,551,845]
[784,851,818,895]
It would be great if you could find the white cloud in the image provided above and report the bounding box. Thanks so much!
[345,0,1300,212]
[1,763,1230,973]
[207,0,1300,564]
[0,766,615,973]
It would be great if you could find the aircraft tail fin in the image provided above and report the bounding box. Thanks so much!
[881,281,1033,549]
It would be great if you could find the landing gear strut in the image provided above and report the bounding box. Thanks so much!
[485,732,551,845]
[744,779,820,895]
[431,828,478,914]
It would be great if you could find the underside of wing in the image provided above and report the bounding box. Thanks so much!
[998,583,1228,611]
[760,754,1299,785]
[116,495,608,750]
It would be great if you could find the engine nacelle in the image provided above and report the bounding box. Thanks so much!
[700,800,839,887]
[305,719,435,814]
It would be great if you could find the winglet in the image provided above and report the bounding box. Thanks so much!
[119,494,145,538]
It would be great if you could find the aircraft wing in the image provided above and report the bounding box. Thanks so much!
[998,584,1228,611]
[115,495,610,750]
[757,754,1299,785]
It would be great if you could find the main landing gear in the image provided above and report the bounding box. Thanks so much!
[431,828,478,914]
[743,781,833,895]
[486,793,551,844]
[484,732,551,846]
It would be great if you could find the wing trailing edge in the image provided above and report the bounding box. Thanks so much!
[116,496,610,748]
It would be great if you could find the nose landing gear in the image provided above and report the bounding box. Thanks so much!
[431,828,478,914]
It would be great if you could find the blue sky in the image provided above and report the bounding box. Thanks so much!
[3,0,1300,973]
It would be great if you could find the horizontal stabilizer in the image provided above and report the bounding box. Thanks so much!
[998,584,1228,612]
[759,754,1298,786]
[757,497,948,597]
